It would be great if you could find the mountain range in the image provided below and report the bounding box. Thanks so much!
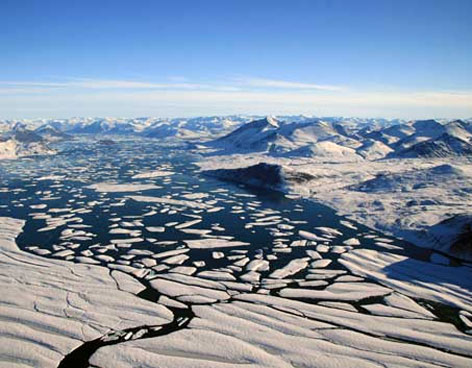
[206,116,472,160]
[1,115,472,160]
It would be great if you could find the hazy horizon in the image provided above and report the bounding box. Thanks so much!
[2,113,471,122]
[1,0,471,119]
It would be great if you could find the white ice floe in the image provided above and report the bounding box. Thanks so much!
[87,183,160,192]
[279,282,391,301]
[197,270,236,281]
[146,226,166,233]
[29,204,47,209]
[162,254,189,265]
[269,258,310,279]
[128,195,210,209]
[153,248,189,259]
[181,192,208,200]
[343,237,361,246]
[310,259,332,268]
[37,175,65,181]
[315,226,343,238]
[169,266,197,275]
[149,277,229,302]
[132,170,175,179]
[184,238,249,249]
[175,219,202,229]
[298,230,329,242]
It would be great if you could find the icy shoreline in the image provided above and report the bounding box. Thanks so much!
[198,154,472,259]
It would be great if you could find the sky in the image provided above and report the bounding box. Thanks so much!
[0,0,471,119]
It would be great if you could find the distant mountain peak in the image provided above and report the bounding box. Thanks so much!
[265,115,279,128]
[247,116,280,130]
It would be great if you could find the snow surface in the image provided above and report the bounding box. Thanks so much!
[340,248,472,312]
[0,217,172,367]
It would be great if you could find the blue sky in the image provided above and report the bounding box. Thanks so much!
[1,0,471,119]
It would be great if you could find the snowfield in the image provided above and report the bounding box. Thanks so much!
[199,154,472,260]
[0,217,172,367]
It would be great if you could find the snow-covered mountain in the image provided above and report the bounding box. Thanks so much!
[3,116,253,140]
[352,164,466,193]
[142,116,250,140]
[207,117,365,157]
[279,141,363,162]
[35,125,73,141]
[2,115,472,160]
[356,139,394,160]
[0,126,56,159]
[206,117,472,160]
[392,133,472,158]
[209,116,282,151]
[66,119,139,135]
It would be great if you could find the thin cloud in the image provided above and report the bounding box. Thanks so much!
[236,77,345,91]
[68,79,206,89]
[0,77,470,119]
[0,79,207,91]
[0,76,345,93]
[1,87,471,119]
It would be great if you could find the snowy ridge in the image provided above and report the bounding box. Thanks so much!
[206,117,472,159]
[2,115,472,159]
[0,126,56,159]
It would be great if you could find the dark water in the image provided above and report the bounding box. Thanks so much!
[0,137,429,280]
